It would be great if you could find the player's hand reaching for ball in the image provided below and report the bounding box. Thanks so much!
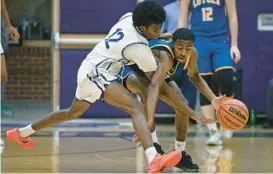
[133,134,141,146]
[196,116,215,125]
[211,96,232,112]
[230,46,241,64]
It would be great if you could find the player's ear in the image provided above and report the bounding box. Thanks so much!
[139,26,146,32]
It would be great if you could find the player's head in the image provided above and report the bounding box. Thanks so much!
[172,28,195,62]
[133,0,166,40]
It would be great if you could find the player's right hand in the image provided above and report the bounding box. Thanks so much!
[132,134,141,146]
[196,116,216,125]
[230,46,241,64]
[7,25,20,41]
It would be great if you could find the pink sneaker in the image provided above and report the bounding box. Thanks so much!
[148,151,182,173]
[6,128,35,150]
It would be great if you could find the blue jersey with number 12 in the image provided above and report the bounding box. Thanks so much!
[189,0,228,37]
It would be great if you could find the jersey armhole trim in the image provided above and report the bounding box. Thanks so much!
[151,44,174,58]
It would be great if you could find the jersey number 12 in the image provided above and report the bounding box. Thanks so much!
[202,7,213,22]
[105,28,124,49]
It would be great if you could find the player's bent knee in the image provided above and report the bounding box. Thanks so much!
[214,69,235,96]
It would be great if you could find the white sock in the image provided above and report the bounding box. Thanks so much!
[207,123,218,132]
[175,140,186,152]
[151,130,160,144]
[145,146,157,164]
[19,124,36,138]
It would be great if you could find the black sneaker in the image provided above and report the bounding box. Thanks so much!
[176,151,199,172]
[153,142,165,155]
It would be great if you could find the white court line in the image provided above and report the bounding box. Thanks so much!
[136,146,145,173]
[93,154,134,167]
[52,130,60,173]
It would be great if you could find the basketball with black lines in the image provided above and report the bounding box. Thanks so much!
[217,99,249,131]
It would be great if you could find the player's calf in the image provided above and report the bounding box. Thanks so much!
[174,111,199,172]
[6,99,90,149]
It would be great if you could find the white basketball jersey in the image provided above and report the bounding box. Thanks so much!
[82,13,148,75]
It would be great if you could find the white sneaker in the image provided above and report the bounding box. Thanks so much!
[206,146,223,157]
[0,138,4,146]
[221,130,233,139]
[206,132,223,146]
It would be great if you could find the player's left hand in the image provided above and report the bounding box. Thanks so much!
[132,134,141,147]
[211,96,232,112]
[230,46,241,64]
[196,116,216,125]
[7,25,20,41]
[159,32,173,39]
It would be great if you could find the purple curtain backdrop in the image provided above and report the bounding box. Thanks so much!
[60,0,136,34]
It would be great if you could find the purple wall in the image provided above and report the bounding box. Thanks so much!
[235,0,273,112]
[60,0,136,34]
[59,0,273,116]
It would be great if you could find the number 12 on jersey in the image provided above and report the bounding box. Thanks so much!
[105,28,124,49]
[202,7,213,21]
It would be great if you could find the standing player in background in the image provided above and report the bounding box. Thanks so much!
[1,0,20,145]
[161,0,180,33]
[6,1,183,173]
[1,0,20,84]
[179,0,241,145]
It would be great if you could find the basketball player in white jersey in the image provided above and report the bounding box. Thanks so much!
[6,1,183,172]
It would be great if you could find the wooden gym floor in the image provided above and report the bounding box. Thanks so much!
[1,121,273,173]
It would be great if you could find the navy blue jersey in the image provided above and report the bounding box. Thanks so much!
[149,39,190,77]
[189,0,228,36]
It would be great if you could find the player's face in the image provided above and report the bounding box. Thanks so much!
[140,24,162,40]
[173,40,194,62]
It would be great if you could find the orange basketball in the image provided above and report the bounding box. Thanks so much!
[217,99,249,131]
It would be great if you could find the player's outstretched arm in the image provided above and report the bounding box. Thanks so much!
[144,50,173,129]
[188,50,230,112]
[187,50,217,102]
[123,44,172,129]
